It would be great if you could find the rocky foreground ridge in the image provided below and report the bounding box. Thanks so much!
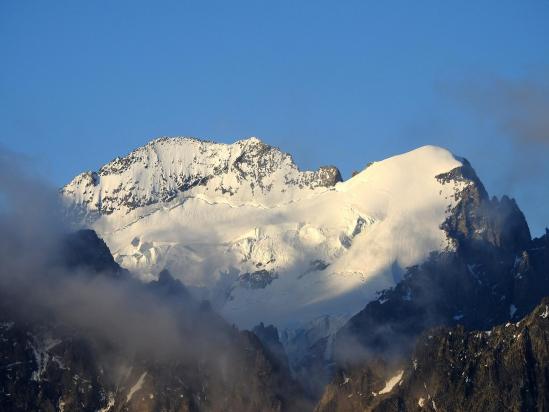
[316,296,549,412]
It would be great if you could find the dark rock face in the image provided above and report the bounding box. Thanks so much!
[330,232,549,381]
[316,297,549,412]
[325,297,549,412]
[437,161,531,255]
[0,317,308,412]
[334,239,549,362]
[239,269,279,289]
[253,323,292,376]
[147,268,191,299]
[288,335,333,399]
[0,324,110,412]
[61,229,127,276]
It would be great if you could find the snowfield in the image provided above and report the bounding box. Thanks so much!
[63,137,468,332]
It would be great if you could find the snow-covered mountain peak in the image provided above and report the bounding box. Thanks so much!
[62,136,342,217]
[348,144,461,180]
[235,135,263,144]
[339,145,464,213]
[62,138,482,332]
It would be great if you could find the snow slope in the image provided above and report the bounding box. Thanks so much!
[63,137,469,331]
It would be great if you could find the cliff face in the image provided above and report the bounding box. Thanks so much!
[316,297,549,412]
[436,161,531,255]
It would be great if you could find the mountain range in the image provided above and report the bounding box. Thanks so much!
[61,138,476,349]
[1,136,548,411]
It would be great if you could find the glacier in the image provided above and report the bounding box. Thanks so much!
[62,136,470,332]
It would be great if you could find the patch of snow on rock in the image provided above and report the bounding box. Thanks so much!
[126,372,147,403]
[509,304,517,318]
[378,370,404,395]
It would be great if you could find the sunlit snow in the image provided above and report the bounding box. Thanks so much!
[63,138,467,331]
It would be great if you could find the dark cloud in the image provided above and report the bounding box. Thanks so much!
[452,74,549,145]
[439,73,549,235]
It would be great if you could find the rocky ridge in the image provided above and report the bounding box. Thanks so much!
[62,136,342,218]
[316,296,549,412]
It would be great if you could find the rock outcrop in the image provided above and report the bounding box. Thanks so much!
[316,297,549,412]
[62,137,342,218]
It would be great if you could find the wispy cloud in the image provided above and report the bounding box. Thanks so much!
[439,72,549,235]
[451,74,549,145]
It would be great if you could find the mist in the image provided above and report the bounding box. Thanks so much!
[0,148,311,412]
[455,75,549,145]
[0,148,239,365]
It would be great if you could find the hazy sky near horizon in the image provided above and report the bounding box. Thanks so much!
[1,1,548,234]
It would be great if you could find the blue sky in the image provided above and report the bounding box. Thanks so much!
[1,1,548,234]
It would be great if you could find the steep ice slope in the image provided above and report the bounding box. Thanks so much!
[63,137,468,330]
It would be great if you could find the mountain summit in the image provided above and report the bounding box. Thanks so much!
[62,136,342,217]
[62,137,481,334]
